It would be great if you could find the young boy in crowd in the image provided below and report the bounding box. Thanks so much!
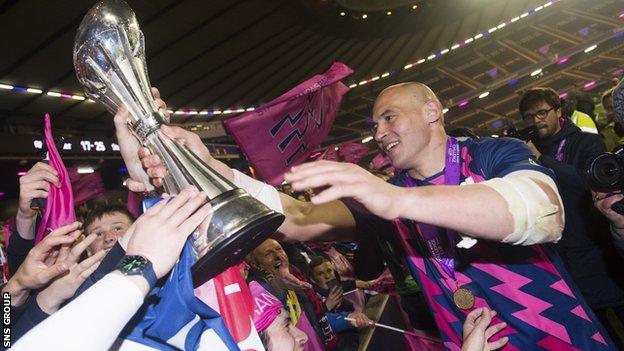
[81,203,134,256]
[309,255,372,351]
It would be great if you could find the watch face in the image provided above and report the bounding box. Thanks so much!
[120,255,148,274]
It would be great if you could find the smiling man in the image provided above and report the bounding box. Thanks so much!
[123,82,616,349]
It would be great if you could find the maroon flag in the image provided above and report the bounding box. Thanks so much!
[69,170,105,205]
[321,143,369,164]
[338,142,369,164]
[224,62,353,185]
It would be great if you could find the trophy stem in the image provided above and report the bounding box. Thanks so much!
[145,130,233,198]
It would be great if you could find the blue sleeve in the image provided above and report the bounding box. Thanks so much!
[11,294,50,342]
[326,311,353,332]
[7,223,35,277]
[473,137,555,180]
[70,242,125,301]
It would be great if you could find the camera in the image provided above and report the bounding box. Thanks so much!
[588,152,624,192]
[505,125,538,142]
[588,146,624,215]
[327,279,340,290]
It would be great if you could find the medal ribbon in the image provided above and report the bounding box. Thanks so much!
[401,137,461,280]
[555,138,566,162]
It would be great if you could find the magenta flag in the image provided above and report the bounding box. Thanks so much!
[224,62,353,185]
[126,191,141,218]
[34,114,76,243]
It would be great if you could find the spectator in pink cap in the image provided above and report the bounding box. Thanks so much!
[250,280,308,351]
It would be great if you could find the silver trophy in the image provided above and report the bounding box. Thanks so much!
[73,0,284,286]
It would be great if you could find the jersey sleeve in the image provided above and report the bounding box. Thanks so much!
[473,137,555,181]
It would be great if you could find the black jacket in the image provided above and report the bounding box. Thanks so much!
[535,120,624,309]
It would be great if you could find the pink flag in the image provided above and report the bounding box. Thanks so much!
[126,191,141,218]
[224,62,353,185]
[403,331,444,350]
[34,114,76,243]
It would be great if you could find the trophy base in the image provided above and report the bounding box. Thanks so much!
[191,189,284,286]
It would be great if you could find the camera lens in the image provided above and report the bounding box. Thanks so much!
[589,153,623,191]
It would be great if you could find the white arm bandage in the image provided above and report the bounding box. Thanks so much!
[232,169,283,214]
[480,170,564,245]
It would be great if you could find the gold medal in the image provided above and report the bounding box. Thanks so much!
[453,287,475,310]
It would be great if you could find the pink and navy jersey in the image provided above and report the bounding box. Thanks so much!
[351,137,615,350]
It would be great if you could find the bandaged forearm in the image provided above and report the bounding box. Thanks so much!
[480,171,564,245]
[232,169,283,213]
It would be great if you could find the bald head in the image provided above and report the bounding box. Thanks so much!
[378,82,440,107]
[371,82,447,172]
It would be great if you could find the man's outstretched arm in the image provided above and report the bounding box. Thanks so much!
[285,162,563,245]
[115,116,357,243]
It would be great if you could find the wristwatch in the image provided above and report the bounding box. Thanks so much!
[116,255,157,290]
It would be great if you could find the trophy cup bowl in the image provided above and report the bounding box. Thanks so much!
[73,0,284,286]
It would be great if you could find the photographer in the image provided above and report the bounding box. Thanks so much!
[520,87,624,348]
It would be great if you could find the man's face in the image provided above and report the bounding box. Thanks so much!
[265,309,308,351]
[251,239,289,276]
[311,261,336,290]
[523,100,561,139]
[372,89,431,170]
[85,212,133,255]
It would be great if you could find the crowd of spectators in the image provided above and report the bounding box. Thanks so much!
[0,79,624,350]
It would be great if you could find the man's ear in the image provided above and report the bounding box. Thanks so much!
[424,100,441,123]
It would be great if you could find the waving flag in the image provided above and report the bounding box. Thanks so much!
[224,62,353,185]
[194,265,265,350]
[122,240,239,350]
[35,114,76,244]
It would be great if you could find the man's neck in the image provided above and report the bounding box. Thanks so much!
[407,135,448,180]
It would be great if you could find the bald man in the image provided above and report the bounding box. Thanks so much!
[119,82,615,350]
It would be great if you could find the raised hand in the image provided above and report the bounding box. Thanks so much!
[593,191,624,228]
[271,265,312,291]
[4,222,83,306]
[461,307,508,351]
[115,87,170,193]
[284,160,404,220]
[16,162,60,239]
[347,311,373,329]
[325,285,344,311]
[124,186,213,278]
[36,233,106,314]
[137,124,214,189]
